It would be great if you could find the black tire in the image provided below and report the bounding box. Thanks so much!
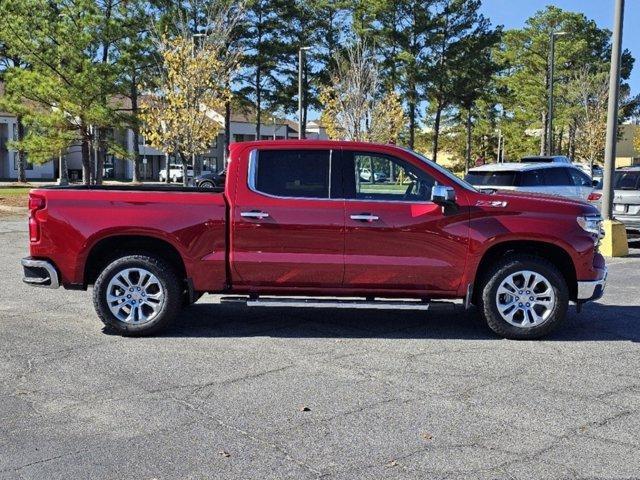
[199,180,215,189]
[478,254,569,340]
[93,254,182,336]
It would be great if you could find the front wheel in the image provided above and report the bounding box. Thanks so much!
[93,254,182,336]
[478,255,569,340]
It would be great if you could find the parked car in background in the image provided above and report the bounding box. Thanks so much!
[588,167,640,232]
[159,164,195,183]
[159,164,191,183]
[465,163,594,202]
[574,163,603,182]
[195,170,226,188]
[359,167,388,183]
[520,155,572,164]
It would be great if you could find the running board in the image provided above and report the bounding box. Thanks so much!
[221,297,430,311]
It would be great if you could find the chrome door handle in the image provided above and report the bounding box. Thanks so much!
[350,213,379,222]
[241,210,270,219]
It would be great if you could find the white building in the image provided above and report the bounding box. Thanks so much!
[0,107,328,181]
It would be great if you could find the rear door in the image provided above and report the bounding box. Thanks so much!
[341,149,469,293]
[541,167,580,200]
[230,147,345,288]
[567,167,594,201]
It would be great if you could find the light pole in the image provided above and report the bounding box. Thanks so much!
[298,47,311,140]
[602,0,625,222]
[600,0,628,256]
[547,31,567,156]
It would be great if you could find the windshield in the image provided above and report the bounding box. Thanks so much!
[464,171,518,186]
[402,148,477,192]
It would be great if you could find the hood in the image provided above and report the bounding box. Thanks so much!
[473,188,598,215]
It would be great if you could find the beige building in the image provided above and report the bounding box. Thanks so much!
[616,123,640,167]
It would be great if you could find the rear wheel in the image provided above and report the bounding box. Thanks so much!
[93,254,182,336]
[478,255,568,340]
[199,180,215,188]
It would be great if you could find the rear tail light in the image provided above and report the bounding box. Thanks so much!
[587,192,602,201]
[28,194,45,242]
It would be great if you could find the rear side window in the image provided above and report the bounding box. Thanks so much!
[253,149,331,198]
[614,171,640,190]
[464,171,517,186]
[568,168,592,187]
[542,167,573,186]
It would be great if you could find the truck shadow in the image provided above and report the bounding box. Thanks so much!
[160,301,640,342]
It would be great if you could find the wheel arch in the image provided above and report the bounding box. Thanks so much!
[472,240,577,303]
[83,234,187,287]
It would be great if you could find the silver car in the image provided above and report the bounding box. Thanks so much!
[589,167,640,232]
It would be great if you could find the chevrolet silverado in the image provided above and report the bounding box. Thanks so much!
[22,141,607,339]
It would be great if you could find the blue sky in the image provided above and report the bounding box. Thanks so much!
[480,0,640,95]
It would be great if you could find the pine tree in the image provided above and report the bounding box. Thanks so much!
[0,0,122,185]
[496,6,635,159]
[427,0,495,163]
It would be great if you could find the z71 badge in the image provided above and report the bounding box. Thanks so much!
[475,200,508,208]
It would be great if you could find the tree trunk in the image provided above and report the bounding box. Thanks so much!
[81,134,91,186]
[224,100,231,165]
[568,121,576,160]
[58,151,69,186]
[432,102,442,163]
[16,116,27,183]
[465,106,472,174]
[408,101,415,150]
[557,125,564,155]
[540,110,547,156]
[95,129,105,185]
[255,67,261,139]
[165,153,171,184]
[131,73,141,183]
[179,152,189,187]
[192,152,200,180]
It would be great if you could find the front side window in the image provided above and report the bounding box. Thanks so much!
[254,149,331,198]
[349,153,435,201]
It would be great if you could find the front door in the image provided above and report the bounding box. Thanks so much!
[342,150,469,293]
[231,147,344,289]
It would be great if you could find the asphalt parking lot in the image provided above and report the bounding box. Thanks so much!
[1,214,639,480]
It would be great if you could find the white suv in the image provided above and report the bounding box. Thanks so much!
[465,163,594,202]
[159,164,194,183]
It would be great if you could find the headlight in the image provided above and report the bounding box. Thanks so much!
[577,215,603,238]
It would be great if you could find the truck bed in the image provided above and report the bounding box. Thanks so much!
[28,185,228,292]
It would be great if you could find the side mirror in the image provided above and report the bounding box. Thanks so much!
[592,179,599,187]
[431,185,456,205]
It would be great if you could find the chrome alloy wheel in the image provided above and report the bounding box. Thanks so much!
[495,270,556,328]
[106,268,165,324]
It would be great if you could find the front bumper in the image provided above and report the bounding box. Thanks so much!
[21,257,60,289]
[576,267,607,302]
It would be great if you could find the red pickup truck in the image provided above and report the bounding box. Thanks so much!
[22,140,607,339]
